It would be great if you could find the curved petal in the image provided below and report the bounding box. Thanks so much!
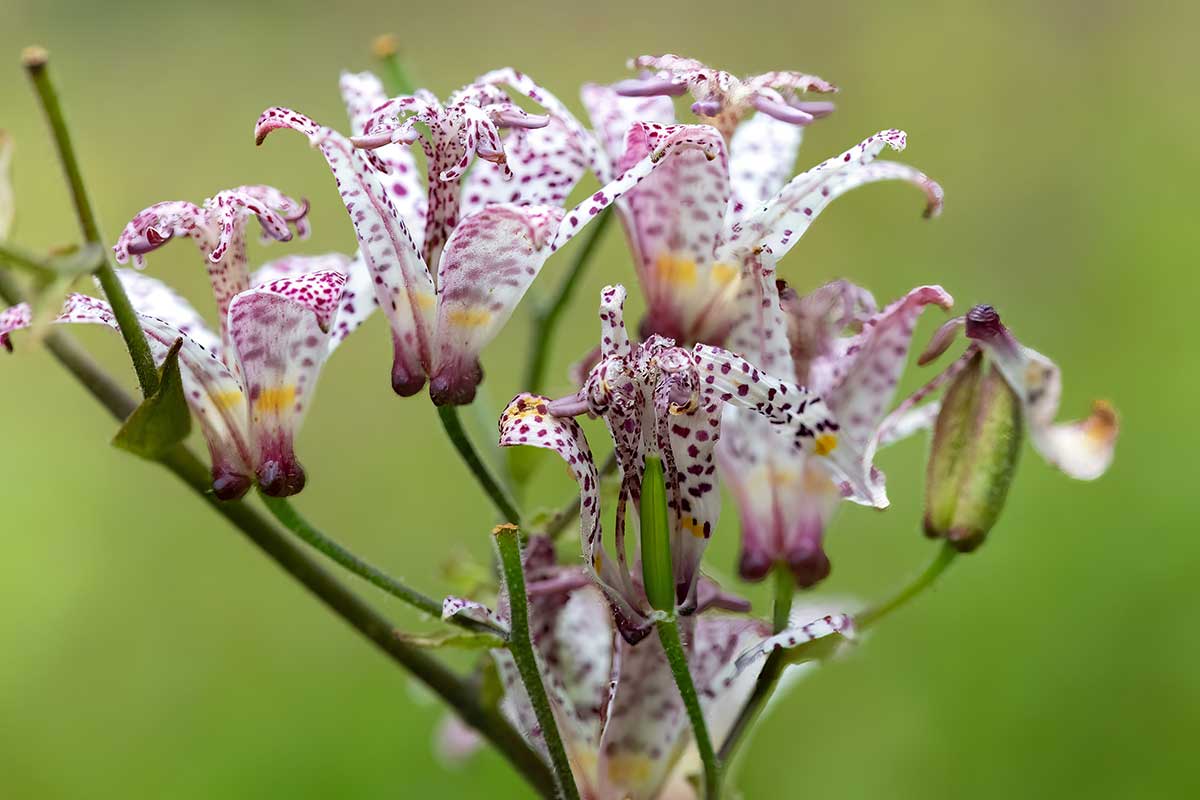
[255,107,436,396]
[112,200,209,267]
[115,268,220,354]
[720,129,943,263]
[727,112,805,221]
[966,307,1117,480]
[227,268,348,496]
[692,343,884,507]
[733,612,855,673]
[339,70,427,243]
[580,83,675,178]
[498,393,648,636]
[248,253,373,353]
[611,123,735,343]
[460,117,589,218]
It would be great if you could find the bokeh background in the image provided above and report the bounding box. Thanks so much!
[2,0,1197,797]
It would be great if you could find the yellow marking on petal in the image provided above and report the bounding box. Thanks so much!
[605,753,654,785]
[414,292,436,311]
[767,466,797,488]
[710,262,739,286]
[448,306,492,328]
[682,515,706,539]
[655,252,697,287]
[212,390,245,410]
[254,386,296,415]
[592,551,603,571]
[814,433,838,456]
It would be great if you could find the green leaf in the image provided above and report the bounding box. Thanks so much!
[111,338,192,460]
[396,630,506,651]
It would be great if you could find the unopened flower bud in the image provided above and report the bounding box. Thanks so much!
[924,350,1023,551]
[640,455,675,612]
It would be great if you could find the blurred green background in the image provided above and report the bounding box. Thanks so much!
[1,0,1196,797]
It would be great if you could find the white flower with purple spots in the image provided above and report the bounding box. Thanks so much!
[257,70,721,405]
[4,185,375,499]
[497,285,880,643]
[581,70,942,353]
[441,535,852,800]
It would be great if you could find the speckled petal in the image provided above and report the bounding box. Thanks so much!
[727,112,805,220]
[721,130,942,263]
[256,107,436,396]
[611,122,736,343]
[460,118,589,218]
[340,71,427,244]
[733,612,855,673]
[227,268,348,496]
[112,200,209,268]
[248,253,372,352]
[498,393,646,631]
[966,307,1117,480]
[115,268,220,354]
[580,83,676,178]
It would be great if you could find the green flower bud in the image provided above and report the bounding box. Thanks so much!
[924,351,1023,551]
[640,455,675,612]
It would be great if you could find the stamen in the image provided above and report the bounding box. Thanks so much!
[612,76,688,98]
[547,393,590,417]
[965,304,1003,340]
[493,109,550,129]
[751,95,815,125]
[350,131,394,150]
[690,99,723,117]
[789,100,836,119]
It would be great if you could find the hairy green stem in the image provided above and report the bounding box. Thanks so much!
[0,268,556,797]
[438,404,522,525]
[494,526,581,800]
[260,494,508,638]
[523,208,613,395]
[657,616,721,799]
[718,564,793,767]
[373,35,416,95]
[857,542,958,629]
[22,47,158,397]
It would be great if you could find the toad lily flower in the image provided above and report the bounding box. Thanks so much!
[257,71,719,405]
[443,535,853,800]
[613,54,837,141]
[915,303,1119,482]
[66,184,370,498]
[498,285,877,643]
[583,76,943,348]
[719,265,955,585]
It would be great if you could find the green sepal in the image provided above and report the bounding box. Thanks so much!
[111,338,191,460]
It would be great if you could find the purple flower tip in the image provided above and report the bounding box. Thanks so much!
[257,458,307,497]
[494,110,550,129]
[965,304,1003,340]
[690,99,723,117]
[211,469,252,501]
[752,95,815,126]
[611,76,688,98]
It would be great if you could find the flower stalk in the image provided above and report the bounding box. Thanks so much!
[259,494,508,638]
[657,616,721,799]
[857,543,958,630]
[21,46,158,397]
[493,525,581,800]
[438,405,523,525]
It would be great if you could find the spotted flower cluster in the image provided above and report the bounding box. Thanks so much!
[0,52,1119,800]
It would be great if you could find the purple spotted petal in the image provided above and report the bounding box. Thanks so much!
[720,129,942,263]
[256,107,436,397]
[339,71,427,244]
[226,268,348,497]
[727,113,805,220]
[460,118,589,218]
[580,83,676,179]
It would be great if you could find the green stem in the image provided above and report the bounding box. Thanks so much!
[437,404,522,526]
[0,268,556,798]
[523,208,612,395]
[22,47,158,397]
[494,526,581,800]
[259,494,508,638]
[856,542,958,630]
[0,241,60,281]
[372,35,416,95]
[718,564,793,767]
[657,616,721,799]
